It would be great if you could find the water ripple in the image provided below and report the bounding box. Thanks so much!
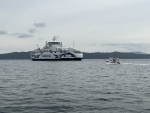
[0,59,150,113]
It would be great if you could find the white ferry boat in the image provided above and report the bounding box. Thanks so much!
[30,36,83,61]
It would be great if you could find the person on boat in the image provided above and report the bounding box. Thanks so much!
[113,58,116,63]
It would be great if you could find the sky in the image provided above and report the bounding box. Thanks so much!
[0,0,150,54]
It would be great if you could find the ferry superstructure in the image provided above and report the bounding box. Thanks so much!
[30,36,83,61]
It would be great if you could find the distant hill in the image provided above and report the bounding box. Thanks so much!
[0,51,150,59]
[83,52,150,59]
[0,52,31,59]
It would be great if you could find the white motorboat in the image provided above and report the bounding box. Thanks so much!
[106,57,120,64]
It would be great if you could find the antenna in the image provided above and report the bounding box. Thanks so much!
[52,36,56,42]
[45,41,48,47]
[37,44,38,49]
[73,41,74,49]
[52,35,59,42]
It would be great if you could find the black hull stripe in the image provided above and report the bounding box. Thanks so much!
[32,58,82,61]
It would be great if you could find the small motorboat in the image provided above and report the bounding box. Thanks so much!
[106,57,120,64]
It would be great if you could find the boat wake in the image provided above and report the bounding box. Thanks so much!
[123,63,149,66]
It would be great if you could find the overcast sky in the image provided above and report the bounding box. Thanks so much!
[0,0,150,54]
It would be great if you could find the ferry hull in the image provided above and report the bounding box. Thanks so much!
[32,58,82,61]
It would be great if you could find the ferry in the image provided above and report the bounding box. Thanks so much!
[30,36,83,61]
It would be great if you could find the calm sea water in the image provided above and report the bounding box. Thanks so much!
[0,59,150,113]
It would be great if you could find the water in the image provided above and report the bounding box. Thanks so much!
[0,59,150,113]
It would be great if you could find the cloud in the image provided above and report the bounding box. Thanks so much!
[33,22,46,28]
[38,38,44,40]
[11,33,33,38]
[28,29,37,34]
[102,43,123,47]
[0,30,7,35]
[17,33,33,38]
[101,43,150,52]
[88,43,98,47]
[11,33,20,36]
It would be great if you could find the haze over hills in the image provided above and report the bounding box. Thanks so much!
[124,51,146,54]
[0,51,150,59]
